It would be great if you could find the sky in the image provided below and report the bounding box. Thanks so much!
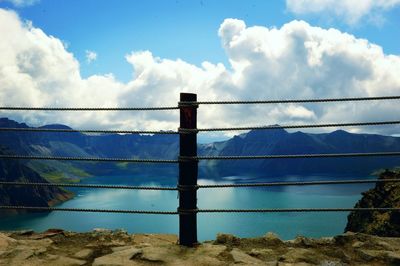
[0,0,399,142]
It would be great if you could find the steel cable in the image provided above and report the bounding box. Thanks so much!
[0,127,178,134]
[4,152,394,163]
[192,120,400,132]
[195,208,400,213]
[0,205,178,214]
[0,154,179,163]
[1,206,397,214]
[1,179,398,190]
[197,152,400,160]
[194,95,400,105]
[196,179,400,188]
[0,181,177,190]
[0,106,178,111]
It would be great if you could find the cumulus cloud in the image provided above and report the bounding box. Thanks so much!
[0,9,399,137]
[0,0,40,7]
[85,50,97,64]
[286,0,400,25]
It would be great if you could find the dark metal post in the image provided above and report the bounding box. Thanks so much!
[178,93,198,246]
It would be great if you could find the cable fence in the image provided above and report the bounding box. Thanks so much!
[1,92,400,246]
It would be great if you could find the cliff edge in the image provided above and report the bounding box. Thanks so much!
[345,170,400,237]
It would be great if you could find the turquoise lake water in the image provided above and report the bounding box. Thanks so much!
[0,175,374,240]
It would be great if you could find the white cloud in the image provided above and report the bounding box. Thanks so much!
[85,50,97,64]
[0,0,40,7]
[0,9,399,137]
[286,0,400,25]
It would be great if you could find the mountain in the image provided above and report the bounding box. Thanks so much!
[0,146,73,215]
[198,128,400,177]
[345,170,400,236]
[1,118,400,180]
[0,117,179,179]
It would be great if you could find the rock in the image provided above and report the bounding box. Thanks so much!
[279,248,321,264]
[315,237,334,245]
[17,238,53,247]
[139,246,173,262]
[278,263,314,266]
[230,248,264,265]
[92,228,113,236]
[187,256,225,266]
[185,244,227,266]
[10,248,34,261]
[248,248,276,258]
[46,254,59,260]
[293,236,315,247]
[111,246,132,252]
[33,247,47,255]
[112,229,128,235]
[319,262,345,266]
[1,230,400,265]
[101,239,127,247]
[214,233,240,245]
[352,241,363,248]
[194,243,227,257]
[357,249,400,264]
[264,262,280,266]
[385,251,400,264]
[264,232,283,246]
[334,232,370,246]
[0,233,16,250]
[92,247,142,266]
[357,249,386,261]
[132,234,178,245]
[72,248,94,259]
[50,256,86,266]
[322,248,351,263]
[9,230,34,236]
[376,240,396,251]
[30,228,65,239]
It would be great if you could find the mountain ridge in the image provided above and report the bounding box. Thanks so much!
[1,117,400,179]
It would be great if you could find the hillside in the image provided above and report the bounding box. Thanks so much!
[1,117,400,181]
[0,146,73,215]
[0,118,179,180]
[345,170,400,236]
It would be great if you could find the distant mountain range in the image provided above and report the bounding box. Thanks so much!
[1,117,400,183]
[199,127,400,178]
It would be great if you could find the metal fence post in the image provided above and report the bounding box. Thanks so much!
[178,92,198,246]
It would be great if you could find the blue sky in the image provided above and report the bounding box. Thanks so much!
[0,0,400,141]
[1,0,399,82]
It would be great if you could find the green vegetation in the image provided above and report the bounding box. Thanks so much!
[27,161,91,183]
[345,170,400,237]
[116,162,129,169]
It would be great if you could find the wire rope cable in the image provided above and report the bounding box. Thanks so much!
[0,127,178,134]
[0,205,178,214]
[0,181,177,190]
[196,152,400,160]
[0,154,179,163]
[0,106,179,111]
[193,95,400,105]
[196,179,400,188]
[191,120,400,132]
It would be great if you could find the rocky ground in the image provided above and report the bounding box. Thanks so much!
[1,229,400,265]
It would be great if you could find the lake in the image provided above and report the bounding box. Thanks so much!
[0,174,374,241]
